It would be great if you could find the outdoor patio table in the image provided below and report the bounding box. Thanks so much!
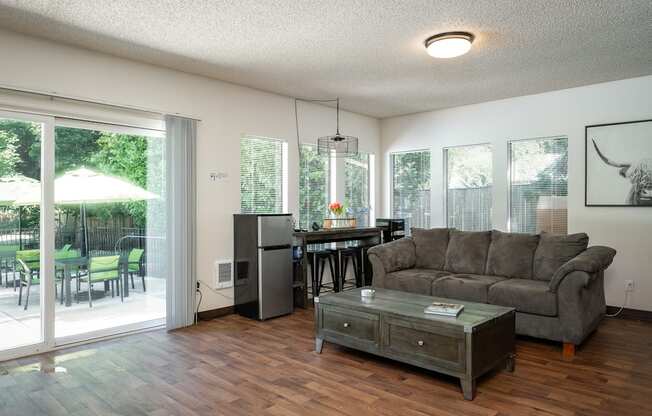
[55,255,130,306]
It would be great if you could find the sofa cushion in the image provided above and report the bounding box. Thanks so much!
[411,227,450,270]
[486,230,539,278]
[385,269,450,295]
[533,232,589,281]
[444,230,492,275]
[488,279,558,317]
[432,274,506,303]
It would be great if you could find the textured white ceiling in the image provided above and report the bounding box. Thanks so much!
[0,0,651,118]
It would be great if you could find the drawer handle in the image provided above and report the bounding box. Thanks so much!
[343,322,350,328]
[417,340,424,346]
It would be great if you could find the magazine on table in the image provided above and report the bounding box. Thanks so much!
[424,302,464,317]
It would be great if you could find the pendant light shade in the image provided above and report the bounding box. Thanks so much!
[317,133,358,157]
[317,98,359,157]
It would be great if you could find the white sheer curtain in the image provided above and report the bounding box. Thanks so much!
[165,115,197,330]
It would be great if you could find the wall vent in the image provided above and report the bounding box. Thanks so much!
[214,260,233,289]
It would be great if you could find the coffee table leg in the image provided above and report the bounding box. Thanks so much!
[460,378,476,400]
[315,338,324,354]
[505,353,515,372]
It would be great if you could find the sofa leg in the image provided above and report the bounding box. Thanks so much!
[562,343,575,361]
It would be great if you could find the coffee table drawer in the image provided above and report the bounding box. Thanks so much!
[383,317,465,372]
[321,306,380,345]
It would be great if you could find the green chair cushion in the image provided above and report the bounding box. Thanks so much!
[88,270,119,282]
[87,255,120,282]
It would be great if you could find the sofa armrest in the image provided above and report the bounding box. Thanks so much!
[557,270,606,345]
[549,246,616,293]
[367,238,416,288]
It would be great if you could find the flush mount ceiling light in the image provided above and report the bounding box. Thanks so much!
[425,31,475,58]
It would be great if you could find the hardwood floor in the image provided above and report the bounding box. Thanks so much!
[1,308,651,416]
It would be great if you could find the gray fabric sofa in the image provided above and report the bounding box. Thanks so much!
[367,228,616,357]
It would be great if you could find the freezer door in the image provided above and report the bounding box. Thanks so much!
[258,247,293,319]
[258,215,293,247]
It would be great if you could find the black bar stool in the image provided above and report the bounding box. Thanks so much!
[307,244,337,298]
[329,241,363,292]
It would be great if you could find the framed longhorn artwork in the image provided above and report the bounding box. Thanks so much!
[585,119,652,206]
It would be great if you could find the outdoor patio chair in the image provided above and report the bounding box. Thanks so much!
[55,248,82,304]
[16,256,40,311]
[0,244,19,288]
[16,248,79,309]
[78,255,122,308]
[127,248,146,292]
[15,249,40,303]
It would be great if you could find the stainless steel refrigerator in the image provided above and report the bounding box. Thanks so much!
[234,214,294,320]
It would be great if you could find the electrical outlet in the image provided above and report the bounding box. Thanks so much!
[625,280,634,292]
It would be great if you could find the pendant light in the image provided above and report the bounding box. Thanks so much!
[316,98,358,157]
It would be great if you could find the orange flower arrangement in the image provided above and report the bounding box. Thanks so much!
[328,201,344,217]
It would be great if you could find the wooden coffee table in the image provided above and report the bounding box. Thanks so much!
[314,287,515,400]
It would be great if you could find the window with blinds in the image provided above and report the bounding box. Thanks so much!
[344,152,371,226]
[240,136,285,214]
[299,144,329,229]
[391,151,431,231]
[509,137,568,234]
[445,144,493,231]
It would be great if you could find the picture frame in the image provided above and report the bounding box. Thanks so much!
[585,118,652,207]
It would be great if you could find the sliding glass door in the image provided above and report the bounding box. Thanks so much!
[0,108,168,359]
[0,110,53,359]
[52,121,167,341]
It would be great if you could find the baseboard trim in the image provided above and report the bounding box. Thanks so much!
[606,305,652,322]
[197,305,234,321]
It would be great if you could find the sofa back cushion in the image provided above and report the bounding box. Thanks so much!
[444,230,491,274]
[532,232,589,281]
[411,227,450,270]
[485,230,539,278]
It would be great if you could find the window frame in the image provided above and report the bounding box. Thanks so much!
[389,149,431,231]
[443,142,493,230]
[507,135,568,234]
[298,142,331,229]
[344,151,373,227]
[239,135,288,214]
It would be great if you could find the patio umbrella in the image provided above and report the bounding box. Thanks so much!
[15,168,158,256]
[0,175,40,250]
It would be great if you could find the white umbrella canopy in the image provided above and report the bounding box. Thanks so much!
[0,175,40,205]
[12,167,158,256]
[14,167,157,206]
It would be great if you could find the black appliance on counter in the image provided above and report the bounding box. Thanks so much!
[375,218,406,242]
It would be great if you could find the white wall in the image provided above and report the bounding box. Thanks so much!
[381,75,652,312]
[0,29,381,311]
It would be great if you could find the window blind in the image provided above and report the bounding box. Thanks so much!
[391,151,431,231]
[509,137,568,234]
[299,144,329,229]
[240,136,284,214]
[344,152,371,226]
[445,144,493,231]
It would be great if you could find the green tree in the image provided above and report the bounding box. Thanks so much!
[0,120,40,179]
[54,127,101,175]
[91,133,165,228]
[0,129,20,177]
[299,145,329,229]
